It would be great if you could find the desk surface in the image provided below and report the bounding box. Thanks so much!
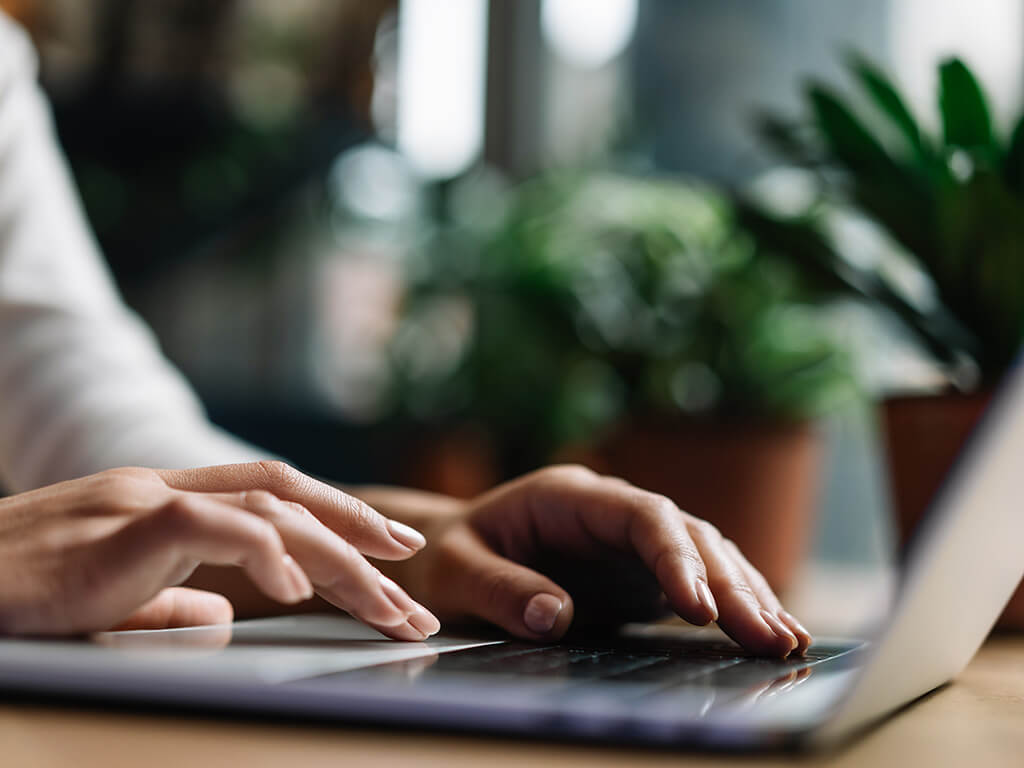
[2,634,1023,768]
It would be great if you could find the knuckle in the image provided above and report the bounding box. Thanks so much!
[690,519,722,542]
[677,539,705,569]
[240,489,280,511]
[730,580,760,603]
[632,493,679,530]
[543,463,596,486]
[339,496,382,530]
[648,494,679,519]
[155,495,205,532]
[659,537,705,575]
[280,500,314,522]
[254,460,302,491]
[86,472,139,500]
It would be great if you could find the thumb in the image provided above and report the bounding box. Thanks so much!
[108,587,234,631]
[444,528,575,640]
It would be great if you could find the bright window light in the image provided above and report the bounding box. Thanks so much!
[890,0,1024,127]
[541,0,638,70]
[397,0,488,180]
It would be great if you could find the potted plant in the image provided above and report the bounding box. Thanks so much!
[384,172,852,592]
[744,54,1024,624]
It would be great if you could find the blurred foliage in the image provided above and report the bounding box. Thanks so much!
[749,53,1024,383]
[385,173,851,464]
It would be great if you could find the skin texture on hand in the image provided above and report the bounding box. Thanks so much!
[365,465,812,658]
[0,462,439,639]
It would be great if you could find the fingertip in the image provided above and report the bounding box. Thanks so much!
[111,588,234,632]
[759,610,799,657]
[363,520,428,561]
[518,592,574,640]
[281,554,315,603]
[664,579,718,628]
[386,520,427,552]
[408,607,441,637]
[523,593,563,635]
[375,620,430,642]
[695,579,719,624]
[780,610,814,655]
[717,608,798,658]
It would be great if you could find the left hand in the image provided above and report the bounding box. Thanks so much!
[0,463,438,639]
[378,465,811,658]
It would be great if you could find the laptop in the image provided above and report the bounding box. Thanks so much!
[1,359,1022,752]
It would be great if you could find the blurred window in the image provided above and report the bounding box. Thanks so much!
[397,0,487,179]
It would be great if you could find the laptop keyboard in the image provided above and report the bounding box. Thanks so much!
[315,637,860,699]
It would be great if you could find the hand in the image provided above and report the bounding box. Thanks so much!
[376,465,811,657]
[0,462,440,640]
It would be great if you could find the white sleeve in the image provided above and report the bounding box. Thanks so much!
[0,16,271,493]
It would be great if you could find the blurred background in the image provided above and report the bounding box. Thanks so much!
[5,0,1024,611]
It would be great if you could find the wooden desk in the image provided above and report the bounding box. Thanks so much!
[2,635,1022,768]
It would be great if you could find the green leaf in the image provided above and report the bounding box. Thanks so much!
[806,76,939,260]
[734,199,968,367]
[846,174,936,259]
[939,58,996,154]
[807,82,895,176]
[846,52,929,162]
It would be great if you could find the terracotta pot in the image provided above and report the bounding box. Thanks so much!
[882,392,1024,630]
[562,419,823,594]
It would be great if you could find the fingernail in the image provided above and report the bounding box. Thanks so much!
[760,609,798,652]
[282,554,314,601]
[781,610,813,649]
[386,520,427,551]
[385,621,429,642]
[407,607,441,637]
[377,573,416,625]
[695,579,719,623]
[523,593,563,635]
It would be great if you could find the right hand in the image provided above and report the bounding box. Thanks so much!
[0,462,440,640]
[372,465,811,657]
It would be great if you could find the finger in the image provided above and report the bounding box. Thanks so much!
[722,539,813,655]
[687,521,797,657]
[506,468,717,626]
[99,496,314,619]
[214,489,418,629]
[158,462,425,560]
[362,576,442,642]
[108,587,233,631]
[435,526,574,641]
